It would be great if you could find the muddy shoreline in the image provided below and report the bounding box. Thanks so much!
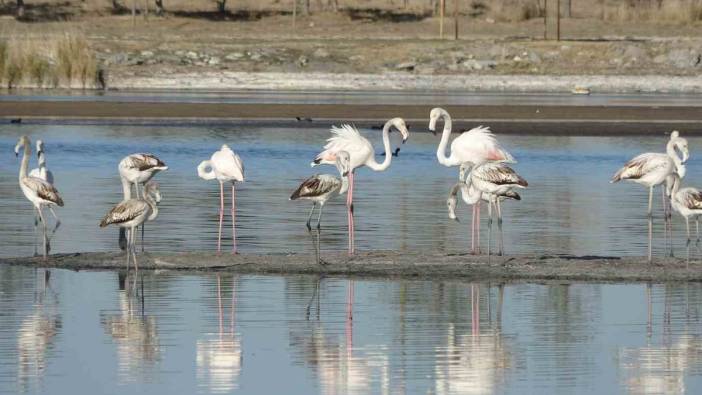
[2,251,701,282]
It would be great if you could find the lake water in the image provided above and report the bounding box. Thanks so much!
[2,268,702,394]
[2,123,702,394]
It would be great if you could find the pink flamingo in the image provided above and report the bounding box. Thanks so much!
[198,144,245,254]
[312,118,409,255]
[429,107,515,253]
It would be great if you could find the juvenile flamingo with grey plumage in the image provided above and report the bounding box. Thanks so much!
[198,144,245,254]
[611,131,689,263]
[15,136,63,259]
[100,181,161,270]
[457,162,527,257]
[118,153,168,251]
[668,165,702,263]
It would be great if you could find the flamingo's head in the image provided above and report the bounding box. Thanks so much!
[447,194,459,222]
[335,150,351,177]
[428,108,446,135]
[145,181,162,204]
[36,140,45,158]
[677,163,687,179]
[14,135,29,157]
[670,131,689,163]
[389,117,409,144]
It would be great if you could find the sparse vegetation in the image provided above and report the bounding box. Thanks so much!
[603,0,702,23]
[0,33,99,89]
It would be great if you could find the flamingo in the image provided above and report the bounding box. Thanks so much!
[100,181,161,270]
[29,140,54,184]
[311,118,409,255]
[290,151,351,230]
[28,139,55,256]
[669,165,702,260]
[454,162,527,256]
[118,153,168,251]
[429,107,515,251]
[198,144,245,254]
[446,175,521,255]
[14,136,63,259]
[611,131,689,262]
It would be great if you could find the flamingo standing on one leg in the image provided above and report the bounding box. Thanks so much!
[311,118,409,255]
[611,131,689,263]
[290,151,351,231]
[28,140,55,256]
[198,144,245,254]
[100,181,161,271]
[429,107,515,253]
[14,136,63,259]
[118,153,168,251]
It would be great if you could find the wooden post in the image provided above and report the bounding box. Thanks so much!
[292,0,297,31]
[439,0,445,39]
[543,0,547,40]
[556,0,561,41]
[454,0,459,40]
[132,0,136,26]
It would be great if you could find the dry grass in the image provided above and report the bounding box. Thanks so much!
[604,0,702,22]
[0,33,99,89]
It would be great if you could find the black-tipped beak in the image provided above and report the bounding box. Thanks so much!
[15,152,18,158]
[453,217,460,223]
[343,171,349,176]
[402,137,407,144]
[431,129,437,136]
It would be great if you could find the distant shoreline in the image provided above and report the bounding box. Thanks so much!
[106,71,702,94]
[1,251,700,282]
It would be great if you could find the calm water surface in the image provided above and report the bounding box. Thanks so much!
[1,268,702,394]
[3,124,702,394]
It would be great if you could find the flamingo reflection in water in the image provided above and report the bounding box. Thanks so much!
[100,273,160,383]
[294,279,392,395]
[196,274,242,393]
[434,283,512,395]
[17,269,61,392]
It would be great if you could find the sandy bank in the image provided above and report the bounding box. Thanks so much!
[108,72,702,94]
[2,251,701,282]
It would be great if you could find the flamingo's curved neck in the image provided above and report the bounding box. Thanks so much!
[38,151,46,170]
[19,141,30,180]
[366,120,393,171]
[121,176,132,201]
[667,139,683,169]
[436,110,453,167]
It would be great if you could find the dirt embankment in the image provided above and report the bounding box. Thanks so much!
[1,5,702,93]
[3,251,702,282]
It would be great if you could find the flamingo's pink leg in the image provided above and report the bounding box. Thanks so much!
[476,201,481,254]
[347,171,355,255]
[471,204,476,254]
[218,181,224,254]
[231,183,237,254]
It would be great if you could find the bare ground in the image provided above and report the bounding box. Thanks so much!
[2,251,702,282]
[1,9,702,92]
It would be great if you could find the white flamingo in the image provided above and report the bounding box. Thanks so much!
[669,165,702,256]
[28,139,55,256]
[198,144,245,254]
[311,118,409,255]
[453,162,527,256]
[100,181,161,270]
[447,168,521,255]
[611,131,689,262]
[118,153,168,251]
[29,140,54,184]
[290,151,351,230]
[429,107,515,250]
[15,136,63,259]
